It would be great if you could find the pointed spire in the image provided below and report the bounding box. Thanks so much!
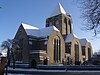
[50,3,66,17]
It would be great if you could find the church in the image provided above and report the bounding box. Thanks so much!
[14,3,93,66]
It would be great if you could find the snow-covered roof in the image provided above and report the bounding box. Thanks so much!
[50,3,66,17]
[65,33,78,42]
[79,38,90,46]
[21,23,60,37]
[21,23,39,30]
[39,26,60,37]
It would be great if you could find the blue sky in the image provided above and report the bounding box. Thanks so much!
[0,0,100,52]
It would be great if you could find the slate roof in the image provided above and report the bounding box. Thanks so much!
[79,38,90,46]
[65,33,78,42]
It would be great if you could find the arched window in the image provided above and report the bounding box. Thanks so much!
[65,42,71,54]
[82,46,85,55]
[88,47,91,60]
[64,18,67,24]
[74,42,79,62]
[53,36,61,63]
[64,18,68,35]
[68,20,72,33]
[15,39,23,61]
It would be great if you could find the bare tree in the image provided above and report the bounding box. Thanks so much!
[1,39,20,75]
[78,0,100,36]
[1,39,12,75]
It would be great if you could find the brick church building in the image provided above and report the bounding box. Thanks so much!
[14,3,93,66]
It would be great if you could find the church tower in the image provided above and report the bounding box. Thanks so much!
[46,3,73,36]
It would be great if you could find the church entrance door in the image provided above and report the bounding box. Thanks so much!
[31,59,37,68]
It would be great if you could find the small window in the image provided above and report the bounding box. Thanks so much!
[68,20,71,26]
[19,29,22,32]
[19,39,23,50]
[29,41,32,45]
[82,46,85,55]
[44,41,47,45]
[64,18,67,23]
[68,20,72,33]
[49,22,52,26]
[65,42,71,54]
[56,20,59,25]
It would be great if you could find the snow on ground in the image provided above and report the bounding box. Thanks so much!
[68,70,100,72]
[6,67,100,73]
[4,73,25,75]
[7,67,66,72]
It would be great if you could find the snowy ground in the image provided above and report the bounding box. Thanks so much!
[3,67,100,75]
[6,67,100,72]
[5,74,26,75]
[3,64,100,75]
[6,67,66,72]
